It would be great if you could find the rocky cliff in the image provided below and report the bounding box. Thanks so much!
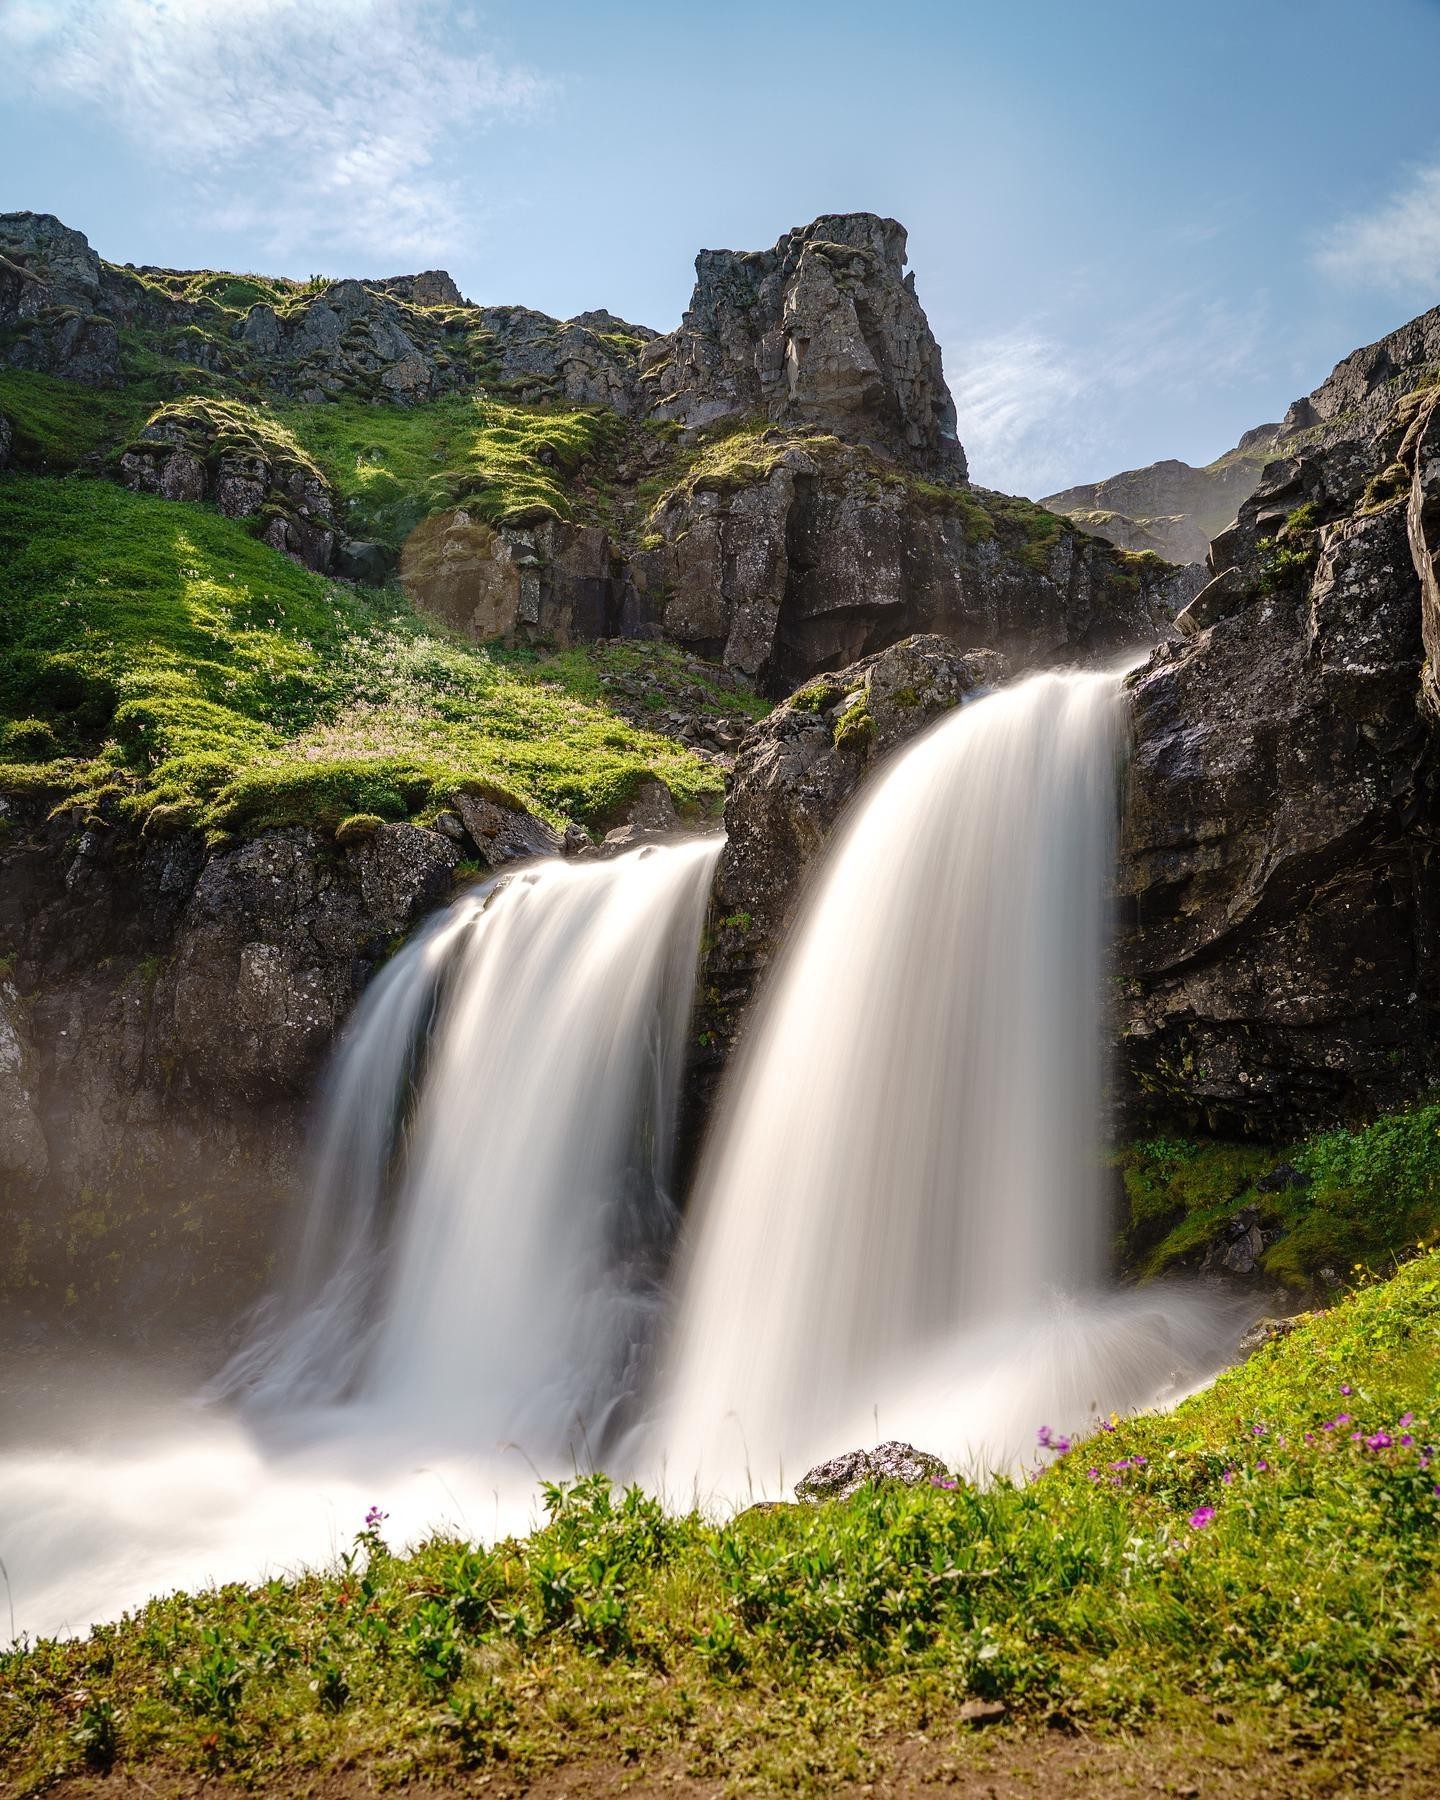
[1115,370,1440,1136]
[2,209,1185,688]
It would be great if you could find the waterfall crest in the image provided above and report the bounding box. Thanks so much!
[217,837,722,1460]
[655,669,1190,1488]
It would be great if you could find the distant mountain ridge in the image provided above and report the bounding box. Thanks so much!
[1044,302,1440,565]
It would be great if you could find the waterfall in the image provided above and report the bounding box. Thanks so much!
[654,669,1234,1491]
[217,837,722,1461]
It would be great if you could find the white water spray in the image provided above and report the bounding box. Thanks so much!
[654,669,1242,1491]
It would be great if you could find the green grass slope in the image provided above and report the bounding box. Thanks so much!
[1114,1103,1440,1286]
[4,1255,1438,1794]
[0,474,740,838]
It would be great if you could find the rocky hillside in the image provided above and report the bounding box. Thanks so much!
[1043,303,1440,566]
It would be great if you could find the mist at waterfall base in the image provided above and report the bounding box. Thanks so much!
[1,672,1248,1643]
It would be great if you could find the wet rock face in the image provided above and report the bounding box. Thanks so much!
[639,214,964,478]
[0,211,120,384]
[1116,406,1440,1136]
[0,790,566,1341]
[685,636,1006,1140]
[1403,390,1440,718]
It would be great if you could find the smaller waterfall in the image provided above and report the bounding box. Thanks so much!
[217,838,722,1461]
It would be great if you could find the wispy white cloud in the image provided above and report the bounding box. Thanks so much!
[948,293,1268,497]
[0,0,551,268]
[1313,159,1440,294]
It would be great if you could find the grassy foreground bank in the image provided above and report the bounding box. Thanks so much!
[3,1254,1439,1795]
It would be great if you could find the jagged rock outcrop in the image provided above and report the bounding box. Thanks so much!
[119,399,344,574]
[0,211,120,384]
[238,278,465,403]
[475,306,650,412]
[639,215,964,477]
[685,636,1005,1136]
[1116,377,1440,1135]
[1048,306,1440,567]
[364,270,465,308]
[631,440,1189,690]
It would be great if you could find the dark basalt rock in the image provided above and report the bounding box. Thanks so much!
[1116,381,1440,1137]
[629,439,1187,692]
[794,1440,951,1503]
[0,211,119,385]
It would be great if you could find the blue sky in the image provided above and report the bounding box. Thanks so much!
[4,0,1440,496]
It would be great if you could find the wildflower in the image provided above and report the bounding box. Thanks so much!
[364,1505,389,1529]
[1099,1418,1117,1433]
[1221,1469,1235,1485]
[1037,1425,1054,1448]
[1189,1506,1217,1530]
[1256,1459,1269,1473]
[930,1476,958,1490]
[1400,1435,1415,1448]
[1340,1383,1353,1396]
[1251,1423,1267,1437]
[1304,1432,1315,1443]
[1086,1467,1101,1482]
[1365,1431,1393,1452]
[1399,1413,1415,1428]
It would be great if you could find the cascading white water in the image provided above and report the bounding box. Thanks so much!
[2,680,1250,1646]
[217,837,722,1459]
[654,669,1241,1493]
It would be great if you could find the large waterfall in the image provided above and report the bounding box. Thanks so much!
[653,669,1236,1490]
[215,837,723,1459]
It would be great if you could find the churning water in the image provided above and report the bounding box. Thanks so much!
[1,672,1246,1644]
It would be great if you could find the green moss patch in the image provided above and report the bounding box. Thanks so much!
[276,393,623,548]
[0,370,154,473]
[1113,1102,1440,1285]
[0,474,731,836]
